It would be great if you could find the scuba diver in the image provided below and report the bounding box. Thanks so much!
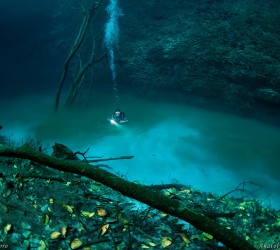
[110,109,128,124]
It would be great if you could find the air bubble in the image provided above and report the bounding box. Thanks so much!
[104,0,123,102]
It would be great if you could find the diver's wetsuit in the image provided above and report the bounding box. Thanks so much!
[112,112,127,123]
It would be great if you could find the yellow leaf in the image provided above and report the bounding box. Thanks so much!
[97,208,107,217]
[181,189,191,194]
[101,224,110,236]
[50,231,61,240]
[38,240,47,250]
[64,204,74,214]
[201,232,213,241]
[160,213,167,217]
[70,238,83,249]
[161,237,172,248]
[147,241,156,246]
[179,233,190,245]
[141,244,149,248]
[49,198,54,204]
[61,226,67,237]
[81,211,95,217]
[4,224,12,234]
[44,215,50,225]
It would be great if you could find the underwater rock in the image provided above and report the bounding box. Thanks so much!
[255,88,280,104]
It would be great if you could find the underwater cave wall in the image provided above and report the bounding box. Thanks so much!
[115,0,280,123]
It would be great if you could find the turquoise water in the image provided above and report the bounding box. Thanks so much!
[2,91,280,207]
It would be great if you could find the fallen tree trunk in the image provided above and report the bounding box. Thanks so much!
[0,144,256,250]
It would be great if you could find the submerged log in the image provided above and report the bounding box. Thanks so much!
[0,144,256,250]
[52,143,79,160]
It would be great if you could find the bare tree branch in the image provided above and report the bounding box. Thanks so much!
[86,156,134,163]
[54,0,104,111]
[220,181,264,200]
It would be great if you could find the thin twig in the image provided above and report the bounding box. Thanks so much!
[87,156,134,163]
[220,181,264,200]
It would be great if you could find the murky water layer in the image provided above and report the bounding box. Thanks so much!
[2,91,280,207]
